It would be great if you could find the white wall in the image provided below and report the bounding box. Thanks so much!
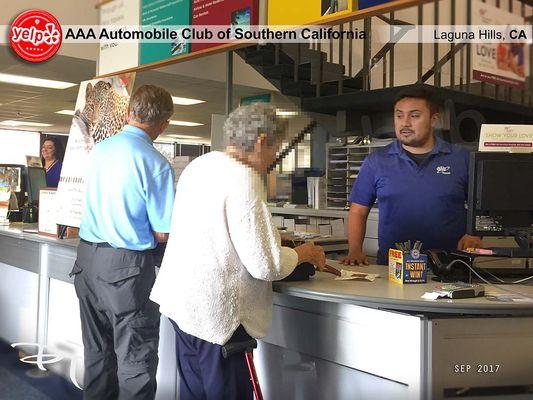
[0,129,40,165]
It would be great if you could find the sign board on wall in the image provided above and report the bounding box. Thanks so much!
[55,74,135,227]
[240,93,271,106]
[140,0,191,65]
[268,0,353,26]
[472,0,528,89]
[98,0,141,76]
[191,0,259,52]
[479,124,533,152]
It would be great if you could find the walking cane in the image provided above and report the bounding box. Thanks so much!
[221,338,264,400]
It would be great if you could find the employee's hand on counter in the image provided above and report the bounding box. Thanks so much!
[294,242,326,271]
[340,250,369,266]
[457,234,483,251]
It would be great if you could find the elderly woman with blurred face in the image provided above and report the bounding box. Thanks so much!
[41,137,63,187]
[150,103,326,400]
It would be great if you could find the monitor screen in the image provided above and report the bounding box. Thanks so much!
[0,165,23,192]
[26,167,47,205]
[467,152,533,236]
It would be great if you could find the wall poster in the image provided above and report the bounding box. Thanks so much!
[56,73,136,227]
[472,0,528,89]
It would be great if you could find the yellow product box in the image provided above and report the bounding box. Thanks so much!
[388,248,428,284]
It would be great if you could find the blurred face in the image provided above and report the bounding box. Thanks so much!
[255,134,282,174]
[394,97,438,148]
[41,140,56,161]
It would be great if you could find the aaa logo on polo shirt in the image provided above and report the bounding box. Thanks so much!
[9,9,62,63]
[436,165,451,175]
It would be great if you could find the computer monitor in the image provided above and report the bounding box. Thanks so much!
[26,166,48,205]
[0,164,24,215]
[0,164,23,193]
[467,151,533,257]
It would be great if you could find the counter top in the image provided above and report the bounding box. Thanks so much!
[2,226,532,316]
[268,206,379,220]
[0,223,79,248]
[273,262,533,315]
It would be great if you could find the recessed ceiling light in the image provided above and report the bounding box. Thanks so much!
[172,96,205,106]
[167,134,202,139]
[276,109,299,117]
[0,73,77,89]
[55,109,76,115]
[169,120,203,127]
[0,120,53,127]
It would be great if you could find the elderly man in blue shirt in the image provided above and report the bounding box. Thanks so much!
[341,87,482,266]
[70,85,175,400]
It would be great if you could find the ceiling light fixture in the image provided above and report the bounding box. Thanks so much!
[0,73,77,89]
[169,120,203,127]
[276,109,299,117]
[55,109,76,115]
[167,134,203,139]
[172,96,205,106]
[0,120,53,127]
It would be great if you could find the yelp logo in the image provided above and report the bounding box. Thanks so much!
[9,9,62,62]
[11,23,61,47]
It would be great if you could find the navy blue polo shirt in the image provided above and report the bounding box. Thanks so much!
[349,137,470,265]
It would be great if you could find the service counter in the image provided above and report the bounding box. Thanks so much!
[1,224,533,400]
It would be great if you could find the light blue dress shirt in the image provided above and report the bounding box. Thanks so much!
[79,125,175,250]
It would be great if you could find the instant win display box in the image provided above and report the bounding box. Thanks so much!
[388,248,428,284]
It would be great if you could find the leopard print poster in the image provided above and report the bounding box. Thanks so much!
[56,73,135,228]
[74,77,132,153]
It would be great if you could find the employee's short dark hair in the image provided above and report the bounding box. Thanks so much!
[395,87,441,115]
[129,85,174,124]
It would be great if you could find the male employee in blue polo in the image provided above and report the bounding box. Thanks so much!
[341,87,482,266]
[70,85,175,400]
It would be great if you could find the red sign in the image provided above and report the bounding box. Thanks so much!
[191,0,259,52]
[9,9,62,63]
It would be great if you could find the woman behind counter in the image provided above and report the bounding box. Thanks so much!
[41,137,64,188]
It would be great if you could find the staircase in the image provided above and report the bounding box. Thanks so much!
[237,39,533,136]
[237,43,362,100]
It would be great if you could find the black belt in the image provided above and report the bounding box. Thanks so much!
[80,238,114,248]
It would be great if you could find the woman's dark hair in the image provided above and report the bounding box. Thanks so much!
[41,136,65,165]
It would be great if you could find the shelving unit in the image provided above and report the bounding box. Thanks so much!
[326,141,391,209]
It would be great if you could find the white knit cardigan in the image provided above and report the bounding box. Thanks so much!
[150,151,298,345]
